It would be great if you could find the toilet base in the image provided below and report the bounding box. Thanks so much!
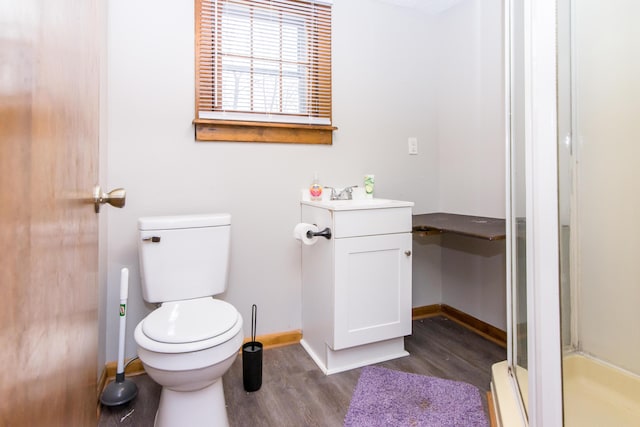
[154,378,229,427]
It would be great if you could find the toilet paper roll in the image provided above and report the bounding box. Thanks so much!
[293,223,319,245]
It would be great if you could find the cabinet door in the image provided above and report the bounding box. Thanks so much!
[332,233,412,350]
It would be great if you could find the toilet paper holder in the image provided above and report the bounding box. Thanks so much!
[307,227,332,240]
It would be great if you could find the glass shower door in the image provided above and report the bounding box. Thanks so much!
[558,0,640,425]
[507,0,528,417]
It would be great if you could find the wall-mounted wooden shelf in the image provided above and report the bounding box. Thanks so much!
[413,212,506,241]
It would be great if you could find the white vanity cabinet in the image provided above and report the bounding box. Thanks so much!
[299,198,414,375]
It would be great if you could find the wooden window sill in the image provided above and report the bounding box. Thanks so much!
[193,119,336,144]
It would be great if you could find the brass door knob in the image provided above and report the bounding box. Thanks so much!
[93,185,126,213]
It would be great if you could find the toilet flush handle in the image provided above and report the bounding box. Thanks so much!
[142,236,161,243]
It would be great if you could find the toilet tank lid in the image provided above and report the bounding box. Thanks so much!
[138,213,231,230]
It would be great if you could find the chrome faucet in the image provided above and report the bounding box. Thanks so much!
[326,185,358,200]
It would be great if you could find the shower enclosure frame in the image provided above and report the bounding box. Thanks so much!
[493,0,564,425]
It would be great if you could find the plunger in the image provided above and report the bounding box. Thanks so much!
[100,267,138,406]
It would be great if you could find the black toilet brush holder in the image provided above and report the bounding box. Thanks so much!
[242,304,262,392]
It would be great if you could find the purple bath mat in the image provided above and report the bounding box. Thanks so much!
[344,366,488,427]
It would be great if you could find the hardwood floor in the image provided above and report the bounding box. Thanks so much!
[98,316,506,426]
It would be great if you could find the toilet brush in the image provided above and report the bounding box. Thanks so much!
[101,267,138,406]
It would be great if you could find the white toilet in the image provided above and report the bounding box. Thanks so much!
[133,214,243,427]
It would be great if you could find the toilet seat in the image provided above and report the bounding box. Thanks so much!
[135,298,242,354]
[143,298,237,344]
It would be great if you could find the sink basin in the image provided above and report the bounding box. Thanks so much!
[301,198,414,211]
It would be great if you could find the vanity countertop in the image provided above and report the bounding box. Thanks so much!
[301,198,414,211]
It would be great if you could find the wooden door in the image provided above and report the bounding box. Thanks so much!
[0,1,102,425]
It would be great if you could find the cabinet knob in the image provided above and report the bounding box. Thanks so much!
[404,250,412,256]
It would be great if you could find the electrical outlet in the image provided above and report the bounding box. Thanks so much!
[408,137,418,155]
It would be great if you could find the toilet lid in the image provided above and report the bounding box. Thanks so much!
[142,298,238,344]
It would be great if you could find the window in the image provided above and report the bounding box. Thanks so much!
[195,0,335,144]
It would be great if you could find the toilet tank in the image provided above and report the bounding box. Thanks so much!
[137,213,231,303]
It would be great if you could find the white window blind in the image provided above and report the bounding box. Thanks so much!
[196,0,332,125]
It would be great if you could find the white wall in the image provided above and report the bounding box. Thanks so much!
[105,0,442,362]
[435,0,506,330]
[404,0,506,331]
[436,0,505,218]
[441,235,506,330]
[104,0,505,362]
